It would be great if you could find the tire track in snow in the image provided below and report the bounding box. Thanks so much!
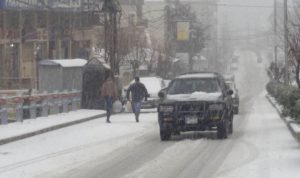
[0,132,139,174]
[64,130,177,178]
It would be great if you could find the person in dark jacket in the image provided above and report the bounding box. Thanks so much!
[126,77,149,122]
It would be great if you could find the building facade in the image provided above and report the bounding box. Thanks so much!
[0,0,143,90]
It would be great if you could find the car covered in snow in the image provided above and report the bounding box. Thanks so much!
[157,72,234,140]
[123,76,167,108]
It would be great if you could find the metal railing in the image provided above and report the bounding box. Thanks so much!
[0,78,32,90]
[0,90,81,125]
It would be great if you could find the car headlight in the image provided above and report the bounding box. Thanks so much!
[208,104,224,110]
[159,105,174,112]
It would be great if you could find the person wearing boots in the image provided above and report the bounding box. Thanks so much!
[101,76,117,123]
[126,77,149,122]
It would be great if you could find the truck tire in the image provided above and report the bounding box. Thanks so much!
[234,107,239,114]
[228,114,233,134]
[217,120,228,139]
[160,130,171,141]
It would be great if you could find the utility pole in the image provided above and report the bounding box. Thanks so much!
[102,0,121,79]
[188,21,193,72]
[284,0,289,84]
[164,0,173,77]
[274,0,278,79]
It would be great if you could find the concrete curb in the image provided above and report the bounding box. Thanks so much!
[265,94,300,143]
[0,113,106,146]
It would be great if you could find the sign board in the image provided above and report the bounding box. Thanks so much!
[177,22,190,41]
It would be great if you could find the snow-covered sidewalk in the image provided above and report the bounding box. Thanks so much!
[266,94,300,143]
[0,113,158,178]
[0,110,106,145]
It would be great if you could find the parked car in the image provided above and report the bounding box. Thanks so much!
[123,76,167,109]
[158,72,234,140]
[225,81,240,114]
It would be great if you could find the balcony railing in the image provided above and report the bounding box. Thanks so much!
[0,78,32,90]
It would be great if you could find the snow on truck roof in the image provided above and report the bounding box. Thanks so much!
[177,73,218,79]
[39,59,87,68]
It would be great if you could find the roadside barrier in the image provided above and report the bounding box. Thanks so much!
[12,97,24,122]
[40,94,49,117]
[71,92,81,111]
[52,93,61,115]
[0,90,81,125]
[0,98,8,125]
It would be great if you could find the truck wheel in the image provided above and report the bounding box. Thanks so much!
[217,120,228,139]
[228,115,233,134]
[160,130,171,141]
[234,107,239,114]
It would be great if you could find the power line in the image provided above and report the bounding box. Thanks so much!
[207,3,274,9]
[206,35,272,41]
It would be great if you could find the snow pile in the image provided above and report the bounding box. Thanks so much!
[290,122,300,133]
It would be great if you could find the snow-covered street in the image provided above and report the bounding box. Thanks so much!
[1,51,300,178]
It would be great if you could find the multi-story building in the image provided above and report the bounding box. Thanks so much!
[0,0,144,90]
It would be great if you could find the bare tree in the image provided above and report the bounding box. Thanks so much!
[118,27,152,77]
[286,4,300,88]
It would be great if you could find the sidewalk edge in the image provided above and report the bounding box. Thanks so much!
[265,94,300,143]
[0,113,106,146]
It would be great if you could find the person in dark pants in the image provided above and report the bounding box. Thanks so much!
[101,76,117,123]
[126,77,149,122]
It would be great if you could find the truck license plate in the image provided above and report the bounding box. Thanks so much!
[185,116,198,124]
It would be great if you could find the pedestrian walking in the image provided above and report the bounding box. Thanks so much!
[101,76,117,123]
[126,77,149,122]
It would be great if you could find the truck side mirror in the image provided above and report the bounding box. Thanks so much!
[158,91,165,99]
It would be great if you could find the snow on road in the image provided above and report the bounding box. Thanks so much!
[214,91,300,178]
[0,50,300,178]
[120,50,300,178]
[214,51,300,178]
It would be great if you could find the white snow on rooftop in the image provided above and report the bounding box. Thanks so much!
[91,56,111,69]
[40,59,87,67]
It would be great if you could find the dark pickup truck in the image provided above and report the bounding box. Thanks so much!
[158,72,234,140]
